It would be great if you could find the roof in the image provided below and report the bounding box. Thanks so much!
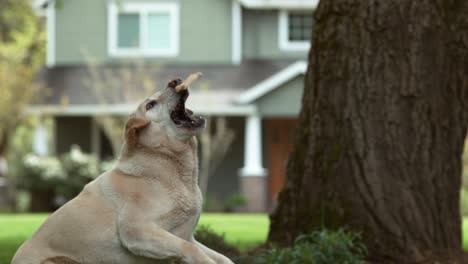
[235,60,307,104]
[31,60,295,116]
[237,0,319,9]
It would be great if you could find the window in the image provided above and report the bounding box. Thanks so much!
[279,10,312,51]
[108,2,179,57]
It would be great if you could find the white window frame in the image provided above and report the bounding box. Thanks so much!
[108,2,180,57]
[278,10,312,52]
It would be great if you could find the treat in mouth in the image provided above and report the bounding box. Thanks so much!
[175,72,202,92]
[169,73,205,129]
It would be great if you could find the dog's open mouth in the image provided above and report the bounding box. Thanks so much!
[170,90,205,129]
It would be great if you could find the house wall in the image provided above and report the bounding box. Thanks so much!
[256,75,304,117]
[54,0,232,65]
[242,9,308,60]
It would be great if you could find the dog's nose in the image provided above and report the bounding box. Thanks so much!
[167,79,183,89]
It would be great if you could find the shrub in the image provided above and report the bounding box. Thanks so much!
[239,229,367,264]
[223,193,247,212]
[203,194,223,212]
[16,153,65,191]
[194,225,240,259]
[56,145,100,200]
[16,146,111,208]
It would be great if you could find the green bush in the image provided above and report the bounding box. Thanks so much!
[56,145,101,200]
[194,225,240,259]
[238,229,367,264]
[16,146,114,208]
[223,193,247,212]
[16,153,65,191]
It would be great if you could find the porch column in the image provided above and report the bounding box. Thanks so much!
[33,118,48,156]
[239,114,267,212]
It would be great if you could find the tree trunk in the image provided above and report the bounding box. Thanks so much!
[268,0,468,262]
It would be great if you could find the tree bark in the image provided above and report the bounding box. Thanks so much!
[268,0,468,262]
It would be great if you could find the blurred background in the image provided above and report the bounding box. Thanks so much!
[0,0,315,214]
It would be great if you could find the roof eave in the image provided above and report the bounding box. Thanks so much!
[235,60,307,105]
[26,104,257,117]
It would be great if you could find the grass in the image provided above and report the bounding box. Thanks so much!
[0,213,269,264]
[198,213,269,250]
[0,214,467,264]
[0,214,47,264]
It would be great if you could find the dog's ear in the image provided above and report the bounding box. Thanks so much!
[125,116,150,147]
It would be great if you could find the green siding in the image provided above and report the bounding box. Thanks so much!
[55,0,107,65]
[242,9,308,60]
[55,0,232,65]
[256,75,304,117]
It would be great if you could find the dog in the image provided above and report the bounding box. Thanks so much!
[12,75,234,264]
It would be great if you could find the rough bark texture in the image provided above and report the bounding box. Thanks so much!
[268,0,468,262]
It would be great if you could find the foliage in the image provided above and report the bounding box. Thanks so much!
[15,146,111,202]
[0,0,45,154]
[15,153,64,191]
[202,194,223,212]
[56,146,100,200]
[194,225,240,259]
[223,193,247,212]
[239,229,367,264]
[83,59,159,155]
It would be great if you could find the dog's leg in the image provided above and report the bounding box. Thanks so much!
[191,238,235,264]
[118,214,215,264]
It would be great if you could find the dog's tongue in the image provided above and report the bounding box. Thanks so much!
[175,72,203,93]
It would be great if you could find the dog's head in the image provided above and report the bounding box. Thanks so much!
[124,77,206,152]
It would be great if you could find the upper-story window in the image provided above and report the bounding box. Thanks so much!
[108,2,179,57]
[279,10,312,51]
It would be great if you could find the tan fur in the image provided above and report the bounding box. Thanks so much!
[12,84,233,264]
[41,256,80,264]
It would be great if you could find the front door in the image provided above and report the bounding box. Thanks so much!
[265,118,297,210]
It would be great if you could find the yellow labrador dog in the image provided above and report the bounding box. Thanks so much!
[13,76,234,264]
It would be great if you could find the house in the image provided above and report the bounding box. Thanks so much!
[30,0,316,212]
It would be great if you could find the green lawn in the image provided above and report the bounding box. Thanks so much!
[0,213,269,264]
[0,214,467,264]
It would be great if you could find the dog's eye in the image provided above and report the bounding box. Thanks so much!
[146,101,156,111]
